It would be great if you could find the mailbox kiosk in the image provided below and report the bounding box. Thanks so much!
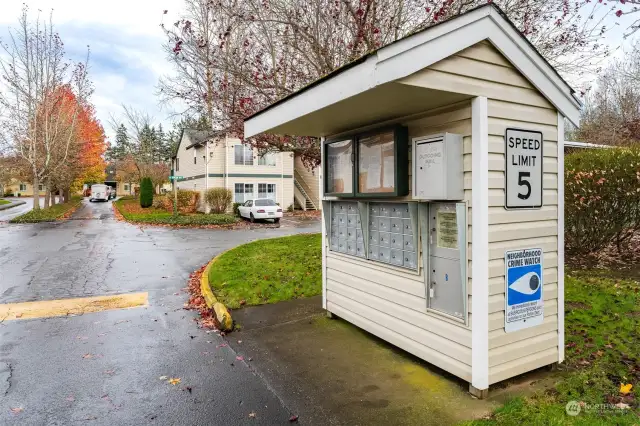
[244,3,579,397]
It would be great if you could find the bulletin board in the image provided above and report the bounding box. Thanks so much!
[358,131,396,194]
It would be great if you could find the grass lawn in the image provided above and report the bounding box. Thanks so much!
[9,196,82,223]
[208,233,322,309]
[464,271,639,425]
[114,198,237,226]
[0,199,10,205]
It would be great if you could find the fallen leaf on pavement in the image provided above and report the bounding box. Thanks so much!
[15,313,23,318]
[237,340,242,344]
[104,370,115,375]
[186,386,192,393]
[216,344,228,348]
[66,395,75,402]
[159,376,168,380]
[248,412,256,418]
[10,407,23,414]
[82,353,93,359]
[620,383,633,394]
[168,378,181,385]
[289,415,299,422]
[236,356,244,361]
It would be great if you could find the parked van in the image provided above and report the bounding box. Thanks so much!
[90,184,109,202]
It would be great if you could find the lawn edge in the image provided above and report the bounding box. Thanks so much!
[112,199,243,230]
[8,198,82,223]
[0,200,26,211]
[201,251,234,331]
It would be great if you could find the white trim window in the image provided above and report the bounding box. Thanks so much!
[234,183,254,203]
[234,145,254,165]
[257,153,276,166]
[19,183,27,191]
[257,183,276,200]
[38,184,44,191]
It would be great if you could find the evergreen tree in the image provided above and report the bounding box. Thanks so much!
[139,177,153,208]
[106,124,130,161]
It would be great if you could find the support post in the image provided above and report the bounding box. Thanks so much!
[471,96,489,394]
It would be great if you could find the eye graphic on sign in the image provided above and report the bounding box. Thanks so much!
[509,272,541,295]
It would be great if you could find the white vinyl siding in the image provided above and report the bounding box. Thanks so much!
[324,102,473,382]
[324,40,560,386]
[399,41,559,385]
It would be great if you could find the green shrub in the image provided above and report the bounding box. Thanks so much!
[176,189,200,213]
[232,202,242,216]
[565,147,640,254]
[139,177,153,208]
[205,188,232,214]
[287,204,294,212]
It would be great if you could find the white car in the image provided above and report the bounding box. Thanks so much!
[238,199,282,223]
[90,184,109,202]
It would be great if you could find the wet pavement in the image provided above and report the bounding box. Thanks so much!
[0,199,320,425]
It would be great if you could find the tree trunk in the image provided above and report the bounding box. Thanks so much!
[44,178,51,208]
[33,174,40,210]
[64,188,70,203]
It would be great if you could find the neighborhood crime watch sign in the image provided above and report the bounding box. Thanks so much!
[505,248,544,333]
[505,128,543,209]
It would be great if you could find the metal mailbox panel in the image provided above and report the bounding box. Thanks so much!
[429,256,464,319]
[356,241,366,258]
[403,234,415,251]
[368,244,379,260]
[402,219,413,235]
[379,232,391,247]
[378,247,391,263]
[346,240,357,256]
[389,234,403,250]
[403,251,417,269]
[389,249,403,266]
[368,230,379,245]
[390,218,403,233]
[378,217,391,232]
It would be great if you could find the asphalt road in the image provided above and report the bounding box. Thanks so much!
[0,199,320,425]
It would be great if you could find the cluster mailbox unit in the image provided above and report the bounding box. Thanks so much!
[244,4,580,397]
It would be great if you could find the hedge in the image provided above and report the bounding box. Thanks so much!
[565,146,640,254]
[139,177,153,208]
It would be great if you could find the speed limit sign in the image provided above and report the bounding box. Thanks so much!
[505,128,543,209]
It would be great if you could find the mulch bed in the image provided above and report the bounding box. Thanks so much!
[567,230,640,277]
[112,203,280,230]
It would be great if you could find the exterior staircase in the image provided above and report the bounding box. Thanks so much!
[294,170,317,210]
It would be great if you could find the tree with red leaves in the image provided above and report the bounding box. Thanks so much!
[159,0,625,167]
[0,6,92,209]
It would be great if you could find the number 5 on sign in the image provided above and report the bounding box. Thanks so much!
[505,128,543,209]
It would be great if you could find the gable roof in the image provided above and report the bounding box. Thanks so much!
[245,3,581,138]
[172,128,226,159]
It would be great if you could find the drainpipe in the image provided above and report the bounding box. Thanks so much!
[224,134,228,193]
[204,142,210,213]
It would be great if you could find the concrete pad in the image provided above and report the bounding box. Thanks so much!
[228,297,499,425]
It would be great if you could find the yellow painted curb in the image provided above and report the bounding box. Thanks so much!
[200,251,233,331]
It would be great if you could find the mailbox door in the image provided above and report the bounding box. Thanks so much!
[427,203,466,320]
[428,256,465,319]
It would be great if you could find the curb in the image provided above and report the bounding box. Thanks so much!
[201,251,234,331]
[0,200,26,211]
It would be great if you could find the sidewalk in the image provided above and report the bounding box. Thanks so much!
[0,198,26,211]
[226,296,552,425]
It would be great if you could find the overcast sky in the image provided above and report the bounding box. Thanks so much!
[0,1,638,144]
[0,0,184,142]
